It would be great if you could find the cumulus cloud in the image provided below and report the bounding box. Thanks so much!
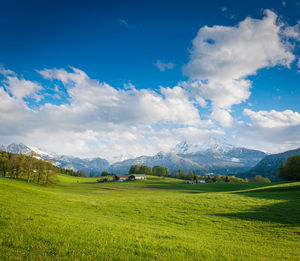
[182,10,296,127]
[282,21,300,41]
[211,108,234,127]
[244,109,300,128]
[236,109,300,153]
[0,67,210,160]
[183,10,294,81]
[38,67,201,126]
[1,71,42,101]
[155,60,176,72]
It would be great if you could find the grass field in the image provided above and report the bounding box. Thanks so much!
[0,175,300,260]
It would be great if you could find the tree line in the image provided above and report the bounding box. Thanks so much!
[128,164,270,183]
[129,165,168,176]
[0,150,86,185]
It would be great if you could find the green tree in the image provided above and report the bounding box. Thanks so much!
[277,155,300,180]
[0,152,9,176]
[254,175,271,183]
[101,171,109,176]
[178,169,187,180]
[152,165,168,177]
[188,170,194,181]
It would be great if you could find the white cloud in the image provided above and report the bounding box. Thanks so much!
[0,88,36,136]
[38,67,201,126]
[183,10,294,81]
[244,109,300,128]
[182,10,296,126]
[187,78,251,109]
[235,109,300,153]
[1,73,42,101]
[282,22,300,41]
[0,67,209,160]
[0,67,15,76]
[211,108,233,127]
[155,60,176,72]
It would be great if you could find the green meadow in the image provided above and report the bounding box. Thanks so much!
[0,175,300,260]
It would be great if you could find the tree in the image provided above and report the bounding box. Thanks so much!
[25,154,34,182]
[215,174,222,182]
[0,152,9,176]
[178,169,187,180]
[254,175,271,183]
[152,165,168,177]
[128,165,152,175]
[188,170,194,181]
[101,171,109,176]
[277,155,300,180]
[129,165,136,174]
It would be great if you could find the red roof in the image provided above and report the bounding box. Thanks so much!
[115,175,128,179]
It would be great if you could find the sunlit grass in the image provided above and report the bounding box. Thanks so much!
[0,175,299,260]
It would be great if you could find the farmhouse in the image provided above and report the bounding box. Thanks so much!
[128,174,146,181]
[197,179,206,183]
[114,175,128,182]
[133,174,146,180]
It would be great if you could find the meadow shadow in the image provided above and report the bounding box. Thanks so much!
[214,183,300,226]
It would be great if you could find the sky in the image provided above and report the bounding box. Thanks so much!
[0,0,300,161]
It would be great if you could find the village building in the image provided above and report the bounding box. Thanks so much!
[128,174,146,181]
[114,175,128,182]
[197,179,206,183]
[133,174,146,180]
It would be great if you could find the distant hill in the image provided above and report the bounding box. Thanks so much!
[239,148,300,181]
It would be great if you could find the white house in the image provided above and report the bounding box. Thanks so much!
[133,174,146,180]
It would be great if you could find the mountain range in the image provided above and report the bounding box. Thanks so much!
[239,147,300,181]
[0,136,269,176]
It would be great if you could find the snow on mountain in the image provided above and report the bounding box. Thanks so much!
[109,151,205,174]
[1,139,267,176]
[172,136,235,154]
[108,154,130,164]
[173,137,267,173]
[3,143,36,156]
[0,142,109,176]
[28,146,54,158]
[54,156,109,175]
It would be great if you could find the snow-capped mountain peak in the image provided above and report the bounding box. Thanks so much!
[27,146,54,158]
[4,142,36,156]
[172,136,235,155]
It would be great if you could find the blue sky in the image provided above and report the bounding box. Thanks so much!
[0,0,300,160]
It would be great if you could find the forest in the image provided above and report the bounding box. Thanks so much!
[0,150,85,185]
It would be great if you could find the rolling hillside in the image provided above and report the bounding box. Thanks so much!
[0,175,299,260]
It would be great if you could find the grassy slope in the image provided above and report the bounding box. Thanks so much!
[0,175,299,261]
